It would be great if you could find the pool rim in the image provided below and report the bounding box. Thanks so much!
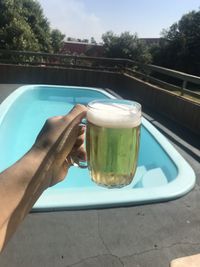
[0,84,196,210]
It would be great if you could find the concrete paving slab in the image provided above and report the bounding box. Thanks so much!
[0,84,25,103]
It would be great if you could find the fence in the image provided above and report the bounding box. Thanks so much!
[0,49,127,71]
[0,63,199,135]
[0,49,199,100]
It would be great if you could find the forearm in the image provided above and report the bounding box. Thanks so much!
[0,147,47,251]
[0,105,86,251]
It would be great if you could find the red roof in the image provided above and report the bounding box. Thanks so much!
[60,41,105,57]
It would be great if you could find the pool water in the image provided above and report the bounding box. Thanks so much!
[0,85,195,209]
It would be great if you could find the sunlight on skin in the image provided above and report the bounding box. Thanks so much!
[0,105,87,252]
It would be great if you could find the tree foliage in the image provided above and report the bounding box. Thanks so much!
[50,29,65,53]
[102,31,152,64]
[0,0,65,52]
[90,37,96,44]
[151,9,200,75]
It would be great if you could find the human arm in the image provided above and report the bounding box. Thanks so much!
[0,104,87,251]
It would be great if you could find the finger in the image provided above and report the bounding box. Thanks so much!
[70,146,87,164]
[49,106,87,172]
[78,124,85,135]
[77,146,87,161]
[56,112,85,152]
[73,133,85,148]
[53,106,86,154]
[55,110,86,160]
[48,115,63,121]
[63,104,87,123]
[72,145,86,160]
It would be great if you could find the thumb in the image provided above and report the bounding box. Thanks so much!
[63,104,87,123]
[55,104,87,155]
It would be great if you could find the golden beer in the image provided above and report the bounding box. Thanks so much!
[86,100,141,188]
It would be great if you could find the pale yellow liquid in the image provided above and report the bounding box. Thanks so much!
[86,121,140,188]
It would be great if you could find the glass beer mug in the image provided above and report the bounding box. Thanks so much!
[85,99,141,188]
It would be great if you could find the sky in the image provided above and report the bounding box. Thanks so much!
[38,0,200,42]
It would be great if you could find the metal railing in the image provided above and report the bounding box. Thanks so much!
[0,49,128,70]
[0,49,199,100]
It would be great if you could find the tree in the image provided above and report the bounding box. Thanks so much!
[0,0,40,51]
[22,0,52,52]
[51,29,65,53]
[102,31,151,64]
[0,0,65,53]
[90,37,96,44]
[151,9,200,75]
[82,38,89,43]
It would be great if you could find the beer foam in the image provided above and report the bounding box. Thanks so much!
[87,102,141,128]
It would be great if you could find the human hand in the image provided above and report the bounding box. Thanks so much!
[33,104,87,187]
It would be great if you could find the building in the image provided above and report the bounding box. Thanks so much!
[140,38,160,46]
[60,41,105,57]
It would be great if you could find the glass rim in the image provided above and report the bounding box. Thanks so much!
[87,99,141,112]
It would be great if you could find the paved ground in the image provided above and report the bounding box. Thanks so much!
[0,84,25,103]
[0,85,199,267]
